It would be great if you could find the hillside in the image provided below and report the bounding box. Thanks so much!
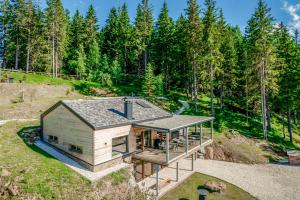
[0,72,299,199]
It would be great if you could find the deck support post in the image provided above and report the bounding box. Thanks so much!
[185,128,188,155]
[200,123,203,145]
[156,164,159,197]
[176,162,179,182]
[166,132,170,163]
[141,131,145,151]
[142,160,145,179]
[210,120,213,140]
[192,154,194,171]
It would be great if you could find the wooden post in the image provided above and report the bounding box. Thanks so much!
[195,152,197,160]
[142,131,145,151]
[185,128,188,155]
[176,162,179,182]
[142,160,145,179]
[150,130,155,147]
[192,154,194,171]
[156,164,159,196]
[166,132,170,163]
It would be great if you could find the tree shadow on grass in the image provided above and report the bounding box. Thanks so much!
[17,126,54,159]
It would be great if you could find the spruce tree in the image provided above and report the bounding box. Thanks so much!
[46,0,68,78]
[142,63,155,96]
[274,22,299,143]
[202,0,222,116]
[134,0,153,76]
[102,7,119,61]
[116,3,134,74]
[85,5,99,75]
[66,10,86,75]
[245,0,277,139]
[153,1,174,90]
[185,0,202,112]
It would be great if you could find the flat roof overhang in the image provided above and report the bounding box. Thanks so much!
[133,115,214,132]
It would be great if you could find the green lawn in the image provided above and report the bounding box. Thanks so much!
[161,173,256,200]
[0,121,144,199]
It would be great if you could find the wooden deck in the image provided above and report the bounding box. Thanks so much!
[132,139,212,165]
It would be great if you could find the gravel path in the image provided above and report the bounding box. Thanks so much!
[195,159,300,200]
[35,140,130,182]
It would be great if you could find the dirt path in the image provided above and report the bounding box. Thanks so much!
[0,119,37,126]
[195,159,300,200]
[175,100,189,115]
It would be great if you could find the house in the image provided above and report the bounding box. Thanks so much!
[41,97,214,178]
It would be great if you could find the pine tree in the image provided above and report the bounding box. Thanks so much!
[153,1,174,90]
[102,7,119,61]
[66,10,86,75]
[218,10,238,111]
[173,15,188,93]
[116,3,134,74]
[46,0,68,78]
[274,22,299,143]
[134,0,153,76]
[85,5,99,75]
[202,0,222,116]
[185,0,202,112]
[142,63,155,96]
[245,0,277,139]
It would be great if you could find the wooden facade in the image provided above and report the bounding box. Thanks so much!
[43,104,94,165]
[42,105,140,169]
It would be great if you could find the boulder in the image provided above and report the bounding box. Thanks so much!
[205,146,214,160]
[204,181,226,193]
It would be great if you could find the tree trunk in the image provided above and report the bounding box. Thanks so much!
[193,52,198,113]
[52,22,55,78]
[14,37,19,70]
[144,48,147,72]
[26,33,31,73]
[55,46,58,78]
[281,112,285,139]
[220,74,225,112]
[246,78,249,124]
[266,96,271,131]
[210,63,214,117]
[260,63,267,140]
[287,99,293,143]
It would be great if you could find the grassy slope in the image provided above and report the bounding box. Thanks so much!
[0,121,145,199]
[161,173,256,200]
[181,95,300,151]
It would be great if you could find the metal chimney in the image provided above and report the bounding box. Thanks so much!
[124,97,133,120]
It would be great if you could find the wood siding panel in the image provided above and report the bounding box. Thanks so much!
[43,105,94,164]
[94,125,132,165]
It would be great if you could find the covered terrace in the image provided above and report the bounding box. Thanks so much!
[132,115,214,166]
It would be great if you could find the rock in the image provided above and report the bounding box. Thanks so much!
[205,146,214,160]
[204,181,226,193]
[1,169,11,177]
[7,185,18,196]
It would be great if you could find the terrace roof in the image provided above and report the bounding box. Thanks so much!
[134,115,214,132]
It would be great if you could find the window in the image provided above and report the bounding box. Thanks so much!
[48,135,58,144]
[69,145,83,154]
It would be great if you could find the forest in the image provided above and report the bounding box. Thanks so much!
[0,0,299,143]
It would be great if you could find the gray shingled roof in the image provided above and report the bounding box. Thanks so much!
[61,97,172,130]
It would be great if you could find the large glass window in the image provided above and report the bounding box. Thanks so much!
[112,136,128,157]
